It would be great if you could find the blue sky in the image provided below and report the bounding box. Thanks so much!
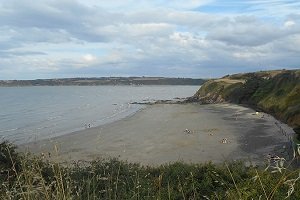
[0,0,299,79]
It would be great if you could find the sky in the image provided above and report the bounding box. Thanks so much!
[0,0,300,79]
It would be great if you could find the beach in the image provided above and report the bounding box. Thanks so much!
[20,103,294,166]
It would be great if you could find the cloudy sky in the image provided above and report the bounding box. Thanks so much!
[0,0,300,79]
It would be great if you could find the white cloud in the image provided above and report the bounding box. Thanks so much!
[0,0,299,79]
[80,0,212,10]
[284,20,296,28]
[95,23,174,39]
[82,54,97,62]
[170,32,207,47]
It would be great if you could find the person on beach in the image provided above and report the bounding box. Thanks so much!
[84,123,92,128]
[221,138,228,144]
[184,129,192,134]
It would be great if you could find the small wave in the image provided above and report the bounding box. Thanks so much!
[36,126,50,130]
[47,115,62,120]
[0,135,21,144]
[95,103,141,125]
[0,128,19,133]
[0,113,10,118]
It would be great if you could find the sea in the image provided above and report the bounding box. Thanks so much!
[0,86,199,144]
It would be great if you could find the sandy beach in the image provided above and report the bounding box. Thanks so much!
[20,103,295,166]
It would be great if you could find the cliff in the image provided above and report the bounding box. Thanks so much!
[192,69,300,136]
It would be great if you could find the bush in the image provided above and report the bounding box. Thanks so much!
[0,141,22,182]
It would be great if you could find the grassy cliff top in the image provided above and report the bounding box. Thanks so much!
[223,69,300,80]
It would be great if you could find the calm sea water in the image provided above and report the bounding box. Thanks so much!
[0,86,199,144]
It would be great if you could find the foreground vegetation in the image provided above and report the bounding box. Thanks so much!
[193,69,300,138]
[1,141,300,199]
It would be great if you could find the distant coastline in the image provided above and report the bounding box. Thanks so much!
[0,77,206,86]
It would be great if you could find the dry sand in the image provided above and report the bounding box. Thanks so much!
[20,103,295,166]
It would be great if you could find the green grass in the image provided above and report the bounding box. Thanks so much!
[1,141,300,199]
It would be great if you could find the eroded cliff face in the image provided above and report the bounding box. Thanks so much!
[193,81,225,104]
[192,79,244,104]
[192,69,300,135]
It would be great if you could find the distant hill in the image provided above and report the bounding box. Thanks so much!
[0,77,206,86]
[191,69,300,137]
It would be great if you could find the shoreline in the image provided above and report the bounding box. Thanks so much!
[20,103,295,166]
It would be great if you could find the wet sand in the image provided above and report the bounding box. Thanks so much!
[20,103,294,166]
